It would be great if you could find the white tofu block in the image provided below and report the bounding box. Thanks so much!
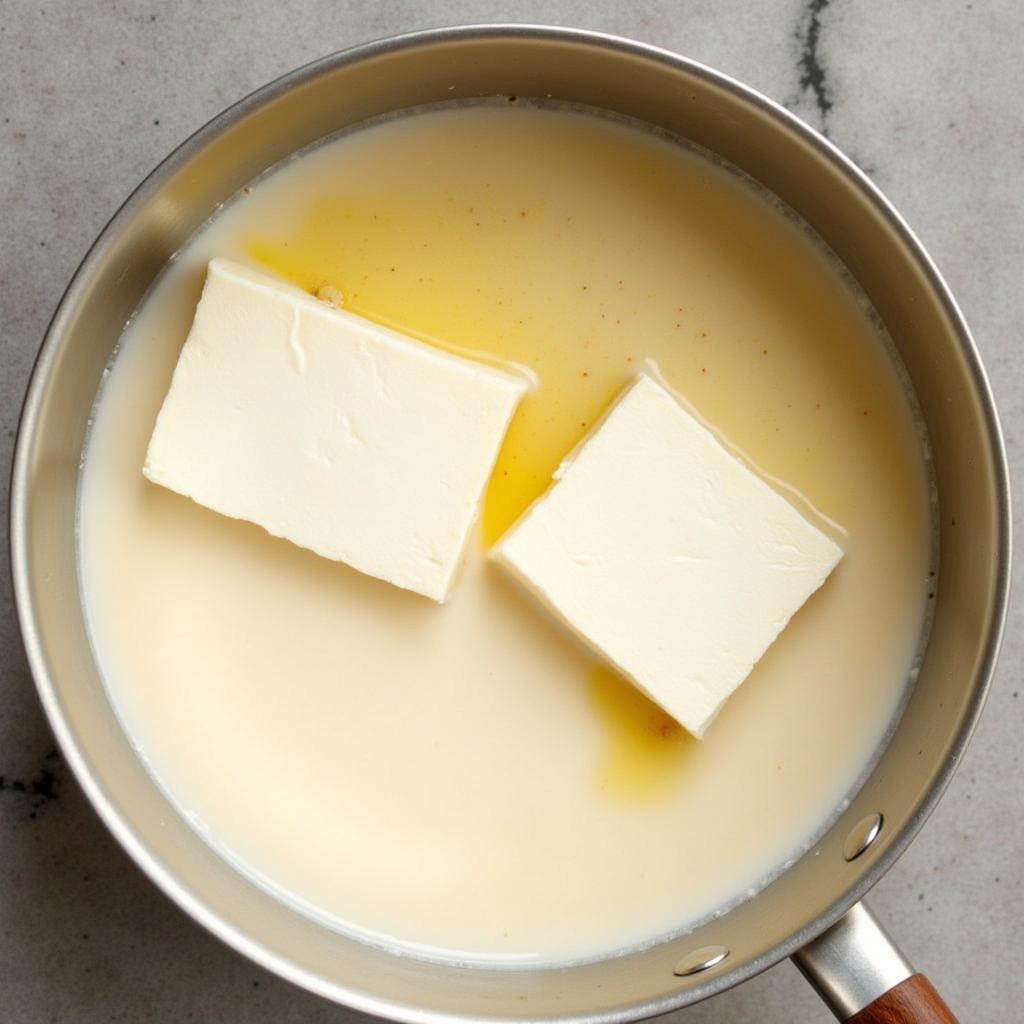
[144,259,527,601]
[493,374,843,737]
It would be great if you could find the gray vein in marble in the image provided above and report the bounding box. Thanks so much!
[796,0,835,133]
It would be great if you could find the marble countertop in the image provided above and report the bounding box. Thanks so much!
[2,2,1021,1021]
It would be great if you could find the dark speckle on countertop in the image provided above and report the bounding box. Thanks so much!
[1,748,64,821]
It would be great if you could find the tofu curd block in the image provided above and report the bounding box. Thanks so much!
[493,374,844,737]
[144,259,527,601]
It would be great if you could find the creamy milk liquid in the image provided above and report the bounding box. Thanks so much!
[79,105,932,965]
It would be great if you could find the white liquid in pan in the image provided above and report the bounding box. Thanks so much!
[79,105,932,965]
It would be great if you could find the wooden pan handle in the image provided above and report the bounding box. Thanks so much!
[848,974,958,1024]
[793,903,958,1023]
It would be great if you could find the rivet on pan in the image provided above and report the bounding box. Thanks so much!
[673,945,729,977]
[844,812,884,862]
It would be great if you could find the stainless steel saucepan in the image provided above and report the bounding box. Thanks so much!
[10,25,1009,1024]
